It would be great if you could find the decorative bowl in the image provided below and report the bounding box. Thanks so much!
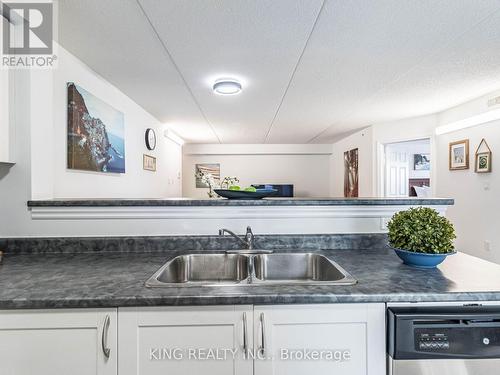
[390,246,456,268]
[214,189,278,200]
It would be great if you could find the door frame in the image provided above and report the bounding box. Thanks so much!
[376,136,435,198]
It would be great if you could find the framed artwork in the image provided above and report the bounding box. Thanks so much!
[143,154,156,172]
[195,163,220,188]
[413,154,430,170]
[344,148,359,198]
[475,138,492,173]
[67,82,125,173]
[449,139,469,170]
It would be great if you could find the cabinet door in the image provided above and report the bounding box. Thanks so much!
[119,305,253,375]
[254,304,385,375]
[0,308,117,375]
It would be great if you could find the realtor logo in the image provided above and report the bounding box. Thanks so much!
[2,2,53,54]
[1,1,56,68]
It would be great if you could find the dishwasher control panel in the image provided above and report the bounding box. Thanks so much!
[388,306,500,360]
[416,331,450,351]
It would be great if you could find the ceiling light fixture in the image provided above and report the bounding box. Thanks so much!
[213,79,242,95]
[435,108,500,135]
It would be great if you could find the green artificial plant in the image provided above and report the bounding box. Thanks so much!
[387,207,456,254]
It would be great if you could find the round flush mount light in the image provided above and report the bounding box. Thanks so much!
[213,79,242,95]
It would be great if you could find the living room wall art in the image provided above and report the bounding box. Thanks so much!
[449,139,469,171]
[67,82,125,173]
[344,148,359,198]
[475,138,492,173]
[143,154,156,172]
[195,163,220,188]
[413,153,430,170]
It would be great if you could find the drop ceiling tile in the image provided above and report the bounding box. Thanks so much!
[315,6,500,142]
[59,0,500,144]
[138,0,323,143]
[267,0,500,143]
[58,0,218,143]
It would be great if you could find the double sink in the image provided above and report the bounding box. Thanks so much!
[146,251,357,287]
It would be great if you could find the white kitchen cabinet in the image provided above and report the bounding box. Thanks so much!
[119,304,385,375]
[253,304,385,375]
[0,308,117,375]
[119,305,253,375]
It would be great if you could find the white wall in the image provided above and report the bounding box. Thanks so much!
[371,115,437,145]
[0,70,38,237]
[0,47,182,237]
[330,127,373,197]
[366,94,500,263]
[325,99,500,264]
[435,91,500,263]
[371,115,438,196]
[0,70,11,163]
[49,47,182,199]
[183,144,332,198]
[0,16,8,163]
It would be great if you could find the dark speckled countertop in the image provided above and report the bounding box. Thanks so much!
[1,247,499,309]
[27,197,454,207]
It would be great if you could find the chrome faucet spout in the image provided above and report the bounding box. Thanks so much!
[245,226,255,250]
[219,226,255,250]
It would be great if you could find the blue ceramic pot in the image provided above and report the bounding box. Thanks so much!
[391,246,456,268]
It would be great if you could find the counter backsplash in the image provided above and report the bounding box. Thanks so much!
[0,233,389,255]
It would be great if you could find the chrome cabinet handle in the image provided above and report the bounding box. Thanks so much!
[101,315,111,359]
[259,312,266,356]
[242,312,248,356]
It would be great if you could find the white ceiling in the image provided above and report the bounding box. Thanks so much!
[58,0,500,144]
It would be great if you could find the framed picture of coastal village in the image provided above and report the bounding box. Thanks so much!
[67,82,125,173]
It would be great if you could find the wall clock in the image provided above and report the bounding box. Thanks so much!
[145,128,156,151]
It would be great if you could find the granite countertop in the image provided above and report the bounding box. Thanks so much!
[27,197,454,207]
[1,247,499,309]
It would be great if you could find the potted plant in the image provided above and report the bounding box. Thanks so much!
[387,207,456,268]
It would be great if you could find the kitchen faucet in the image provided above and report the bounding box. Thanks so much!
[218,226,272,284]
[218,226,255,250]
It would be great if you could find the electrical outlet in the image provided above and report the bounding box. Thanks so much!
[484,240,491,252]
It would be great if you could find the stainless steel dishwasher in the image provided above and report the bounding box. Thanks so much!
[387,306,500,375]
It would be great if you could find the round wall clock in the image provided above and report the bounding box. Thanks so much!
[145,128,156,150]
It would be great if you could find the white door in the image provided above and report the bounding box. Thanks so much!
[254,304,385,375]
[119,305,253,375]
[385,148,409,197]
[0,308,117,375]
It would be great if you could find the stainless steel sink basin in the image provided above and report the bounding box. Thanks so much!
[146,252,356,287]
[146,254,249,287]
[253,253,356,285]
